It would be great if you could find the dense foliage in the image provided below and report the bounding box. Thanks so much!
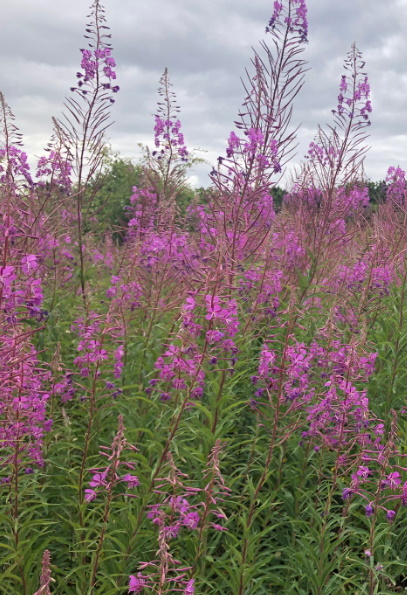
[2,1,407,594]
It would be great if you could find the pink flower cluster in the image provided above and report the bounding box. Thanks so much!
[0,145,33,188]
[252,338,378,453]
[336,69,371,124]
[72,314,109,378]
[78,47,118,87]
[85,416,138,503]
[67,312,125,402]
[129,447,229,593]
[0,340,52,473]
[226,128,280,174]
[127,186,159,237]
[342,416,407,523]
[36,150,73,194]
[386,166,407,205]
[106,274,142,311]
[154,116,189,161]
[0,217,52,475]
[153,341,205,400]
[266,0,308,42]
[238,267,282,318]
[330,250,393,299]
[70,10,119,102]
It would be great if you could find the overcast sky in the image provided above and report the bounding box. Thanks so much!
[1,0,407,188]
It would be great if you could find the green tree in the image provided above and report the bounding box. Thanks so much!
[366,180,387,205]
[87,150,143,236]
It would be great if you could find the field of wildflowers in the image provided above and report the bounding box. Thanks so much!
[2,0,407,593]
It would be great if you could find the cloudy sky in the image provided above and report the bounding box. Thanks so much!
[1,0,407,188]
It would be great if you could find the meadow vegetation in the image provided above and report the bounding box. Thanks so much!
[2,1,407,593]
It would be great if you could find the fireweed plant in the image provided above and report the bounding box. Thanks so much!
[2,0,407,593]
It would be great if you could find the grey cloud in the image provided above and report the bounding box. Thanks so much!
[0,0,407,187]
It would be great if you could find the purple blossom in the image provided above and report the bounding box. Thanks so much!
[184,579,195,594]
[85,489,97,502]
[122,474,140,489]
[356,466,372,480]
[385,472,401,488]
[365,504,374,517]
[21,255,38,275]
[89,470,108,488]
[182,512,200,529]
[267,0,308,42]
[128,573,148,593]
[342,488,353,500]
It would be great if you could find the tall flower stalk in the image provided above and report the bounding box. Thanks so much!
[208,0,308,278]
[59,0,119,299]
